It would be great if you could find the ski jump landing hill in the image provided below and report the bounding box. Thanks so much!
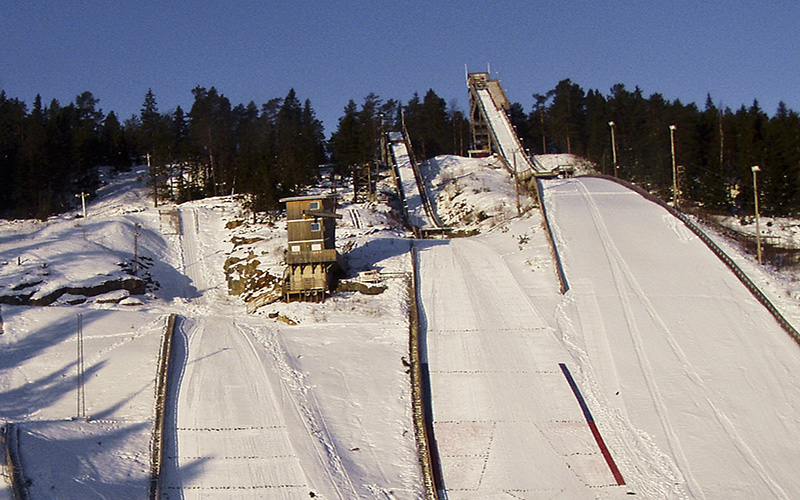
[410,73,800,499]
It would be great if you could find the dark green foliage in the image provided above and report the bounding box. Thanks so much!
[0,86,326,218]
[3,79,799,219]
[517,81,800,215]
[0,90,136,219]
[330,93,400,174]
[329,89,469,172]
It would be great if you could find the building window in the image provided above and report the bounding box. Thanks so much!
[311,243,322,251]
[309,201,320,210]
[310,222,321,232]
[291,245,301,252]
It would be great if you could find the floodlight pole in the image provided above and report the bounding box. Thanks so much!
[608,121,618,178]
[669,125,679,209]
[752,165,762,264]
[146,153,157,207]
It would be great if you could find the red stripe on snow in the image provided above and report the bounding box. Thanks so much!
[588,421,626,486]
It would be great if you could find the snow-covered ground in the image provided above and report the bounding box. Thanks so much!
[541,177,800,498]
[0,165,424,499]
[4,151,800,500]
[533,153,596,176]
[0,167,184,499]
[418,154,535,232]
[415,158,800,498]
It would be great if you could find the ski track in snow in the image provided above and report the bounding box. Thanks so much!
[251,326,360,499]
[572,181,697,499]
[545,177,797,499]
[576,181,789,499]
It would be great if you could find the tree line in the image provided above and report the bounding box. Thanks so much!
[2,81,798,219]
[0,91,129,218]
[0,87,327,218]
[135,86,326,212]
[330,89,470,170]
[509,79,800,216]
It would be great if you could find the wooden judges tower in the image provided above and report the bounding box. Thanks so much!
[280,194,344,302]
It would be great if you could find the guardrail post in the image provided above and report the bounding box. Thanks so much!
[5,423,29,500]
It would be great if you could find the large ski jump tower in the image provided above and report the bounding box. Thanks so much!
[468,72,510,157]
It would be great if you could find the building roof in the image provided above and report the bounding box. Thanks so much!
[279,194,337,203]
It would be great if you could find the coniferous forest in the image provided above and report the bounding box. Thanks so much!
[1,80,799,219]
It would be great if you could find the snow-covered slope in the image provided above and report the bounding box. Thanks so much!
[0,166,177,499]
[542,177,800,498]
[0,166,425,499]
[4,153,800,500]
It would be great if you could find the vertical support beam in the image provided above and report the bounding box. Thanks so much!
[76,313,86,420]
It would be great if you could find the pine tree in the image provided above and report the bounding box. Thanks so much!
[331,100,364,173]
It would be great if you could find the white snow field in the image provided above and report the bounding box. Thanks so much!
[159,205,315,499]
[4,153,800,500]
[540,176,800,499]
[0,307,166,499]
[0,166,424,499]
[416,227,634,499]
[160,200,425,499]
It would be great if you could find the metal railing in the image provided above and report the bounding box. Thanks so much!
[149,313,178,500]
[471,87,537,175]
[400,125,445,230]
[535,179,569,294]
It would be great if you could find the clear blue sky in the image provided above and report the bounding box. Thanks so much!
[3,1,798,136]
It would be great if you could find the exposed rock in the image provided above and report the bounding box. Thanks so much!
[0,277,146,306]
[94,289,131,304]
[338,279,387,295]
[224,251,283,311]
[230,236,264,247]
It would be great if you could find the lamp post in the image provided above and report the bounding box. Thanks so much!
[146,153,158,208]
[608,121,618,178]
[752,165,762,264]
[669,125,679,209]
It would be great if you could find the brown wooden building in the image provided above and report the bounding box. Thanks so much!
[280,194,343,302]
